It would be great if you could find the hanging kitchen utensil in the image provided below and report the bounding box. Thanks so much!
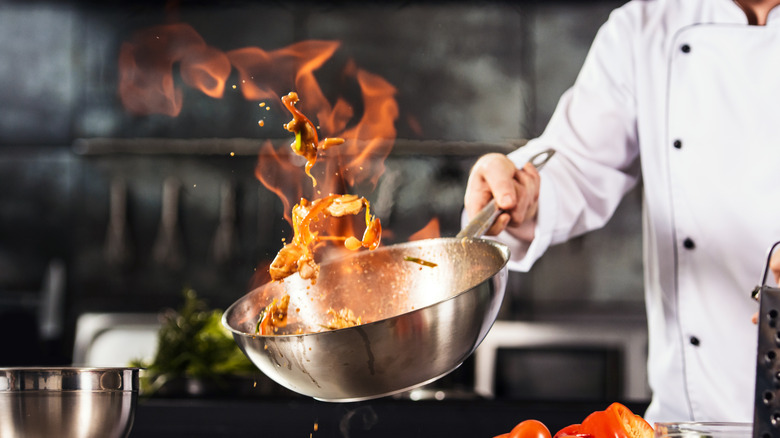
[752,240,780,438]
[104,177,133,268]
[223,148,555,402]
[152,177,184,270]
[212,179,238,265]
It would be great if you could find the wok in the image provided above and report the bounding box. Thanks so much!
[223,149,554,402]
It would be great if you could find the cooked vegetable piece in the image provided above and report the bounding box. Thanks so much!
[326,194,364,216]
[362,214,382,250]
[256,295,290,335]
[269,194,381,282]
[322,308,362,330]
[263,91,384,335]
[281,91,344,187]
[344,236,363,250]
[403,256,437,268]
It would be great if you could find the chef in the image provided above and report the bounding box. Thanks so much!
[464,0,780,424]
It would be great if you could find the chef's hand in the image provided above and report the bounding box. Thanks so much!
[464,153,540,240]
[752,248,780,324]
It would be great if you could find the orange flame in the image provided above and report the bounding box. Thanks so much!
[251,52,398,236]
[338,69,398,188]
[253,141,303,224]
[248,260,272,291]
[180,45,231,98]
[118,23,399,258]
[227,40,341,107]
[118,23,230,116]
[409,218,441,241]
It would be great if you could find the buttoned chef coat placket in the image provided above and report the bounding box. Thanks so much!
[491,0,780,424]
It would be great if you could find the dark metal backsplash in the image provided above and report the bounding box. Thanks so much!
[0,0,538,145]
[64,138,508,314]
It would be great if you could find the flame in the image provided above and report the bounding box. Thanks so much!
[118,23,230,116]
[409,218,441,241]
[118,23,400,264]
[248,260,272,291]
[227,40,341,106]
[252,53,398,239]
[180,45,231,98]
[253,141,302,224]
[333,69,398,189]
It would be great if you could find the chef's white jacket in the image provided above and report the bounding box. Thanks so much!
[500,0,780,424]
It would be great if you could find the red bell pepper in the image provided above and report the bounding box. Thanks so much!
[554,403,653,438]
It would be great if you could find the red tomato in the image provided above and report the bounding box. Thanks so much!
[493,434,510,438]
[509,420,552,438]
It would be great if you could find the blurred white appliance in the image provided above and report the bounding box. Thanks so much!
[474,320,650,401]
[72,313,161,367]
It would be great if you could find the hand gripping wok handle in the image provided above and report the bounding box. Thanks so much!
[456,148,555,239]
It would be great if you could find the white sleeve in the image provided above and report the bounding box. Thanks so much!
[494,8,643,271]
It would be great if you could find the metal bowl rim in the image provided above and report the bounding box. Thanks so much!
[0,367,140,393]
[223,237,509,339]
[0,367,142,372]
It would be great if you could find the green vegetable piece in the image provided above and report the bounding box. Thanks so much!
[255,309,266,334]
[403,256,437,268]
[293,130,302,151]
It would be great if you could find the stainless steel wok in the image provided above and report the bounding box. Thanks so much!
[224,237,509,401]
[223,149,554,402]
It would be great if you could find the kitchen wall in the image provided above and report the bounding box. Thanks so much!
[0,0,643,395]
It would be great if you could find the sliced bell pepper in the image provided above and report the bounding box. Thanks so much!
[554,403,653,438]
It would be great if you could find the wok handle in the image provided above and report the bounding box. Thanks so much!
[456,199,501,239]
[456,148,555,239]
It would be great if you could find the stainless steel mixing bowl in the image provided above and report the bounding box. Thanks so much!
[0,367,139,438]
[224,237,509,401]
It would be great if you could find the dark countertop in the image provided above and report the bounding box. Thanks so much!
[128,397,650,438]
